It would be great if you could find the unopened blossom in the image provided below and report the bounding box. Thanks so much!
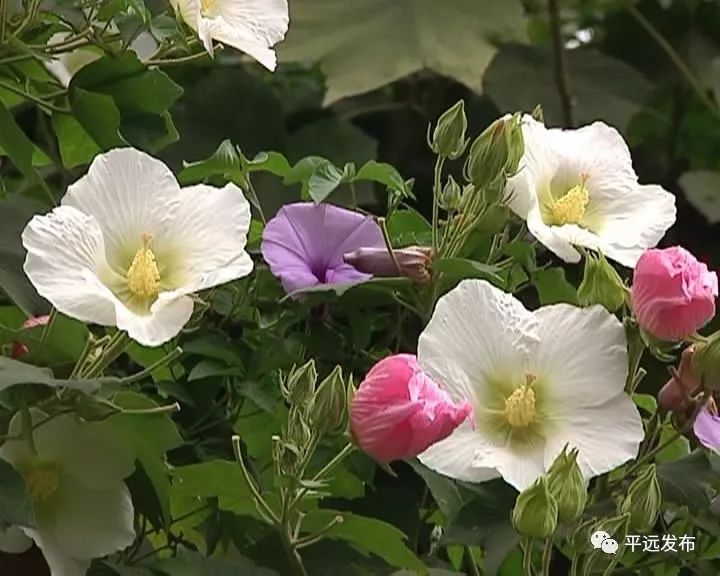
[0,412,135,576]
[694,405,720,453]
[261,202,385,294]
[505,116,676,268]
[632,246,718,341]
[350,354,472,462]
[343,246,433,283]
[22,148,253,347]
[170,0,289,70]
[658,346,702,412]
[417,279,644,491]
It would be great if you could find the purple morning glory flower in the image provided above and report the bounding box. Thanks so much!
[261,202,385,294]
[694,406,720,452]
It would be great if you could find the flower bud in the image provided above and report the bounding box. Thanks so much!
[282,360,317,406]
[311,365,347,435]
[658,345,701,411]
[464,113,524,190]
[429,101,468,159]
[620,465,662,533]
[440,175,462,211]
[691,331,720,389]
[10,315,51,359]
[512,476,558,538]
[547,446,587,523]
[578,251,627,313]
[344,246,433,284]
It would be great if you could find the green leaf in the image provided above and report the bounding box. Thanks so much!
[0,195,50,315]
[632,393,657,415]
[51,113,101,169]
[109,392,183,526]
[533,267,578,305]
[0,460,35,528]
[308,160,345,203]
[655,424,690,464]
[302,510,427,573]
[386,209,432,246]
[69,87,126,149]
[678,170,720,224]
[408,460,472,518]
[432,258,504,285]
[148,551,279,576]
[183,334,245,366]
[355,161,412,198]
[178,140,242,184]
[170,460,264,520]
[484,44,653,132]
[657,450,720,512]
[279,0,526,104]
[0,356,103,394]
[442,480,519,576]
[0,101,52,197]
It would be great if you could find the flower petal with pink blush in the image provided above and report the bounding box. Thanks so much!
[350,354,472,463]
[261,203,385,294]
[694,407,720,452]
[632,246,718,341]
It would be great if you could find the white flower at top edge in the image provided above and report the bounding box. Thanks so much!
[505,116,676,269]
[0,411,136,576]
[417,279,643,492]
[22,148,253,347]
[170,0,289,71]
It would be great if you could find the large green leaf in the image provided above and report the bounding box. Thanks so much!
[279,0,527,104]
[657,450,720,512]
[147,552,279,576]
[51,113,101,169]
[678,170,720,224]
[484,44,653,131]
[0,460,35,528]
[0,356,103,394]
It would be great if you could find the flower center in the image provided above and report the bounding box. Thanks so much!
[127,234,160,300]
[22,461,60,504]
[504,378,537,428]
[200,0,220,16]
[547,175,590,226]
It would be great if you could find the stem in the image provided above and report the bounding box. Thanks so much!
[466,546,481,576]
[245,176,267,225]
[541,536,554,576]
[81,331,130,378]
[145,50,213,67]
[627,4,720,118]
[311,443,355,482]
[19,398,36,454]
[377,217,402,274]
[294,515,343,549]
[231,435,279,525]
[279,525,308,576]
[349,181,358,209]
[69,335,97,380]
[118,347,183,385]
[431,155,446,252]
[14,0,41,37]
[522,537,535,576]
[0,80,69,113]
[38,308,56,352]
[0,0,7,45]
[547,0,575,127]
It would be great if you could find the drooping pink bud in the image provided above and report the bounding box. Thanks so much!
[343,246,433,284]
[658,346,702,412]
[349,354,472,463]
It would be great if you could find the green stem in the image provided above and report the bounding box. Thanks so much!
[19,398,36,454]
[0,80,68,113]
[311,443,355,482]
[0,0,7,45]
[294,515,343,549]
[431,155,446,252]
[145,50,214,67]
[541,536,553,576]
[118,347,183,385]
[38,308,56,352]
[522,537,534,576]
[377,217,402,274]
[465,546,481,576]
[231,435,279,525]
[69,335,97,380]
[14,0,41,37]
[81,331,130,379]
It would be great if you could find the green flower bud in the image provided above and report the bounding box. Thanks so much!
[620,464,662,533]
[282,360,318,406]
[464,113,524,190]
[312,365,347,435]
[547,446,588,523]
[512,476,558,538]
[578,251,627,313]
[440,175,463,210]
[429,100,468,159]
[692,330,720,389]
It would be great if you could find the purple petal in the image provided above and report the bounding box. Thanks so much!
[261,202,384,292]
[694,407,720,452]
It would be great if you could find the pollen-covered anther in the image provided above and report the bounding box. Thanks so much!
[23,462,60,504]
[127,233,160,299]
[548,174,590,226]
[504,383,537,428]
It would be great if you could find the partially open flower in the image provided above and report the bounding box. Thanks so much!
[343,246,433,284]
[349,354,472,463]
[261,202,385,294]
[22,148,253,347]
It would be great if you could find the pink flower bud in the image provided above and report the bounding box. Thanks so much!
[349,354,472,463]
[631,247,718,341]
[343,246,433,284]
[658,346,701,412]
[10,315,50,359]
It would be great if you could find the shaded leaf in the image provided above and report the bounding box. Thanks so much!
[657,450,720,512]
[0,460,35,528]
[678,170,720,224]
[533,267,578,305]
[0,356,103,394]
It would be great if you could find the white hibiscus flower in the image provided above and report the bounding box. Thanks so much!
[170,0,289,70]
[0,412,136,576]
[22,148,253,347]
[417,279,643,492]
[505,116,676,269]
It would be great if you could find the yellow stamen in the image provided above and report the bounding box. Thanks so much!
[200,0,217,14]
[127,234,160,299]
[504,376,537,428]
[23,461,60,504]
[547,174,590,226]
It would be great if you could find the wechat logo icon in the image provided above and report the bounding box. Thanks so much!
[591,530,619,555]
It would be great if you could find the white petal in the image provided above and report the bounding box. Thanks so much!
[533,304,628,409]
[544,394,643,480]
[198,16,278,70]
[418,279,539,407]
[167,183,253,294]
[170,0,198,29]
[418,423,501,484]
[115,293,194,347]
[49,481,135,559]
[62,148,182,271]
[475,439,547,492]
[526,208,583,263]
[23,529,90,576]
[33,414,135,490]
[0,525,32,554]
[22,206,118,326]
